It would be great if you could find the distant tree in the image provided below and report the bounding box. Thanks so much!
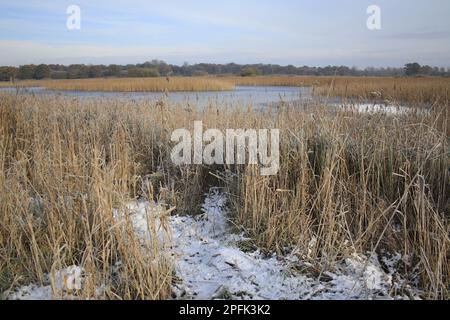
[420,65,433,76]
[18,65,36,79]
[51,70,69,79]
[33,64,51,79]
[0,60,449,79]
[0,66,18,81]
[404,63,422,76]
[157,62,173,76]
[127,67,141,77]
[192,70,209,76]
[108,64,121,77]
[179,62,191,76]
[88,65,103,78]
[68,64,88,78]
[140,60,172,76]
[127,67,160,77]
[241,67,261,77]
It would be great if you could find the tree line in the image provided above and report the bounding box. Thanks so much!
[0,60,448,81]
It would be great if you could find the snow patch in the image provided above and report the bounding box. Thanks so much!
[7,265,90,300]
[170,190,315,299]
[53,265,84,291]
[169,189,415,300]
[336,103,407,114]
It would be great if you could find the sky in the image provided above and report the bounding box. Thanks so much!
[0,0,449,67]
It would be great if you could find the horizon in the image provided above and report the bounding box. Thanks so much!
[1,0,450,68]
[2,60,446,70]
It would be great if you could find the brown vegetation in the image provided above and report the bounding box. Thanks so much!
[1,76,449,105]
[0,78,448,299]
[0,77,235,92]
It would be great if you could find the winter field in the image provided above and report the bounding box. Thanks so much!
[0,77,448,300]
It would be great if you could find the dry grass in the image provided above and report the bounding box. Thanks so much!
[226,104,449,299]
[230,76,450,105]
[0,83,448,299]
[0,94,180,299]
[1,76,449,105]
[0,77,235,92]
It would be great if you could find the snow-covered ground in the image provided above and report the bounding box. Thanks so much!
[7,265,97,300]
[168,189,416,300]
[6,189,419,300]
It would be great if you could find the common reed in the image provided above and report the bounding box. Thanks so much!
[0,94,177,299]
[0,77,235,92]
[1,76,449,105]
[0,88,448,299]
[227,103,448,299]
[230,76,450,105]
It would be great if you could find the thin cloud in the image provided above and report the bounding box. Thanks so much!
[387,31,450,40]
[1,0,450,67]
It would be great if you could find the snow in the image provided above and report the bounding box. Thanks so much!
[53,265,84,291]
[170,190,312,299]
[8,265,86,300]
[7,189,420,300]
[8,285,54,300]
[340,103,410,114]
[112,200,172,251]
[169,189,414,300]
[323,255,393,299]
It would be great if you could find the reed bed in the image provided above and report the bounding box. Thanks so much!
[1,76,449,105]
[0,77,235,92]
[0,94,179,299]
[230,76,450,105]
[226,104,449,299]
[0,89,448,299]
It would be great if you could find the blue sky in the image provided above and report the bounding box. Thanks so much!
[1,0,449,67]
